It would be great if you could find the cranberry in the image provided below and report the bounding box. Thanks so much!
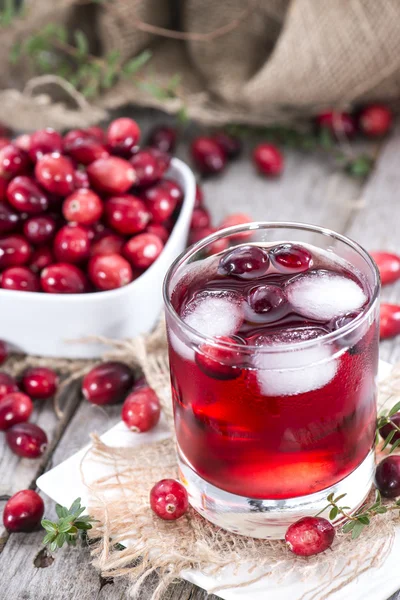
[22,367,58,400]
[160,178,184,204]
[191,136,226,175]
[2,267,40,292]
[150,479,188,521]
[190,207,211,230]
[375,455,400,497]
[380,304,400,339]
[29,128,63,161]
[358,104,392,137]
[14,134,32,152]
[147,125,177,153]
[82,361,133,405]
[107,117,141,155]
[85,126,106,143]
[7,176,49,214]
[62,189,103,225]
[285,516,335,556]
[218,245,269,279]
[23,216,56,245]
[29,246,54,273]
[253,144,283,176]
[0,392,33,430]
[130,151,162,187]
[0,235,32,268]
[123,233,164,269]
[0,138,10,150]
[35,153,75,196]
[63,129,92,149]
[105,194,150,235]
[121,387,161,432]
[0,340,7,365]
[380,412,400,444]
[90,234,124,257]
[0,175,8,201]
[40,263,87,294]
[271,244,312,273]
[66,137,109,165]
[73,168,90,189]
[212,131,242,159]
[6,422,48,458]
[0,144,30,180]
[316,111,356,138]
[189,227,229,255]
[87,157,136,194]
[146,223,169,244]
[195,183,203,207]
[3,490,44,532]
[0,373,19,400]
[53,224,90,263]
[141,185,177,224]
[371,251,400,285]
[248,284,286,316]
[88,253,133,290]
[196,336,242,380]
[0,202,19,234]
[219,213,253,241]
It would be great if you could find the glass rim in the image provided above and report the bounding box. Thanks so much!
[163,221,380,354]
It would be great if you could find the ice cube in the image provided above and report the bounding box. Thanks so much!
[286,270,367,321]
[182,290,244,338]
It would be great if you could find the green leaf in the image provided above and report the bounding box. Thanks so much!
[342,521,356,533]
[351,521,365,539]
[55,504,68,519]
[56,532,67,548]
[346,155,374,178]
[123,50,152,75]
[327,493,334,502]
[75,521,93,530]
[356,515,370,525]
[389,401,400,417]
[334,493,347,503]
[374,506,388,514]
[74,30,89,59]
[319,127,334,150]
[41,519,57,532]
[58,520,74,534]
[43,532,56,545]
[50,540,58,552]
[389,438,400,454]
[382,428,396,450]
[329,506,338,520]
[68,498,82,515]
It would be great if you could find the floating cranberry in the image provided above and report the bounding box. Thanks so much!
[7,176,49,214]
[380,412,400,444]
[212,131,242,159]
[375,456,400,497]
[0,392,33,430]
[370,251,400,286]
[191,136,226,175]
[130,150,162,187]
[73,168,90,189]
[0,235,32,269]
[85,126,106,143]
[87,157,136,195]
[190,207,211,230]
[380,304,400,339]
[316,111,356,138]
[82,361,133,405]
[1,267,40,292]
[3,490,44,532]
[358,104,392,137]
[271,244,312,273]
[160,178,184,204]
[195,183,203,207]
[35,153,75,196]
[219,213,253,240]
[6,422,48,458]
[107,117,141,155]
[40,263,87,294]
[62,189,103,225]
[29,246,54,273]
[23,216,56,245]
[150,479,188,521]
[147,125,177,153]
[141,185,177,224]
[253,143,283,176]
[0,202,19,234]
[66,137,109,166]
[0,373,19,400]
[105,195,150,235]
[123,233,164,269]
[196,336,242,380]
[88,253,133,291]
[218,245,269,279]
[146,223,169,244]
[29,128,63,161]
[53,224,90,263]
[0,340,7,365]
[0,144,30,180]
[122,387,161,432]
[248,284,287,316]
[22,367,58,400]
[285,516,335,556]
[14,134,32,152]
[90,234,124,257]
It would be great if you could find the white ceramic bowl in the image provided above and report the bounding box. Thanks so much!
[0,158,195,358]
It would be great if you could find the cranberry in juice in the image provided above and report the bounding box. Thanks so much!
[168,243,378,500]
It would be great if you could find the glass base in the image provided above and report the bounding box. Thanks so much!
[178,447,375,539]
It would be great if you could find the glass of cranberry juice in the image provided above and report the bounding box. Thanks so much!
[163,223,380,538]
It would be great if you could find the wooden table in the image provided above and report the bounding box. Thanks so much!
[1,109,400,599]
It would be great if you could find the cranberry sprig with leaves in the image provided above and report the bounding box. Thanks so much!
[41,497,95,552]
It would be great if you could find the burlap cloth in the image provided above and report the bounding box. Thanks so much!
[3,0,400,130]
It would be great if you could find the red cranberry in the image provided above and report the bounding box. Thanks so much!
[35,153,75,196]
[150,479,188,521]
[380,304,400,339]
[53,224,90,264]
[358,104,392,137]
[0,340,7,365]
[196,336,242,380]
[147,125,177,153]
[29,246,54,273]
[212,131,242,159]
[88,253,133,290]
[7,176,49,214]
[190,207,211,230]
[195,183,203,207]
[191,136,226,175]
[65,137,109,165]
[85,126,106,143]
[90,234,124,257]
[6,422,48,458]
[0,392,33,430]
[104,195,150,235]
[146,223,169,244]
[62,189,103,225]
[29,128,63,161]
[0,138,10,150]
[0,175,8,201]
[3,490,44,532]
[73,168,90,189]
[87,157,136,194]
[21,367,58,400]
[0,202,19,234]
[380,412,400,444]
[121,387,161,432]
[271,244,312,273]
[375,456,400,497]
[130,151,162,187]
[0,373,19,400]
[248,284,287,316]
[219,213,253,240]
[218,245,270,279]
[82,361,133,405]
[63,129,92,149]
[371,251,400,286]
[40,263,87,294]
[145,147,170,173]
[253,144,283,176]
[23,216,56,245]
[2,267,40,292]
[0,235,32,268]
[14,134,32,152]
[141,185,177,224]
[160,178,184,204]
[285,517,335,556]
[90,221,113,241]
[0,144,30,180]
[316,111,356,138]
[123,233,164,269]
[107,117,141,155]
[189,227,229,255]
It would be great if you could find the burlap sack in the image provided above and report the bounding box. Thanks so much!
[2,0,400,130]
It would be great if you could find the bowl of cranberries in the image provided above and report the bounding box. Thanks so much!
[0,118,195,358]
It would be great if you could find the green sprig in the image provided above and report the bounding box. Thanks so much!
[41,498,95,552]
[376,400,400,453]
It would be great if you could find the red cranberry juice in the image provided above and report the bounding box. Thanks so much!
[168,243,378,499]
